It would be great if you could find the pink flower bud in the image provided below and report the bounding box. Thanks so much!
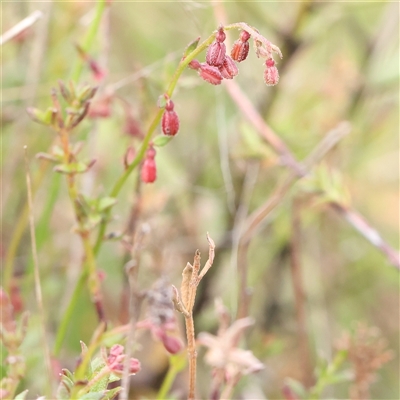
[124,112,143,138]
[162,100,179,136]
[206,28,226,67]
[88,59,107,82]
[198,63,223,85]
[188,59,201,70]
[231,39,250,62]
[240,30,251,42]
[162,334,184,354]
[218,55,238,79]
[141,146,157,183]
[263,58,279,86]
[128,358,141,374]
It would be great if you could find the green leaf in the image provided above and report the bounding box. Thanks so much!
[98,197,117,211]
[54,162,91,174]
[79,393,105,400]
[14,390,29,400]
[36,152,59,162]
[26,107,57,126]
[153,135,173,147]
[88,360,109,392]
[56,369,74,400]
[103,387,122,400]
[284,378,307,399]
[183,36,200,57]
[323,369,353,386]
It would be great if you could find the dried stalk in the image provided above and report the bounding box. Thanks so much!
[172,234,215,400]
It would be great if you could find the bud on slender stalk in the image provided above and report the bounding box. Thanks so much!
[162,99,179,136]
[231,30,251,62]
[263,58,279,86]
[206,27,226,67]
[141,145,157,183]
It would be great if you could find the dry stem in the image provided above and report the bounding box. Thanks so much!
[173,234,216,400]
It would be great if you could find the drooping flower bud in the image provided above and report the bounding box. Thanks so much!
[263,58,279,86]
[206,27,226,67]
[218,55,239,79]
[162,99,179,136]
[141,145,157,183]
[198,63,223,85]
[161,334,184,354]
[231,30,251,63]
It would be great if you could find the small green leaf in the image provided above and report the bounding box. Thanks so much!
[284,378,307,399]
[98,197,117,211]
[153,135,173,147]
[53,161,92,174]
[27,107,57,126]
[183,36,200,57]
[79,393,105,400]
[14,390,29,400]
[36,152,59,162]
[103,387,122,400]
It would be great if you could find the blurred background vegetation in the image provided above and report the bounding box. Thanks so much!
[1,1,399,399]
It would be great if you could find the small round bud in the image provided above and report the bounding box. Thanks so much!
[240,30,251,42]
[188,59,201,70]
[215,27,226,43]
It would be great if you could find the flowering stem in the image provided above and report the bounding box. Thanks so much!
[93,31,219,255]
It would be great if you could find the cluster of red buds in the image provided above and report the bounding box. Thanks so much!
[104,344,141,376]
[141,144,157,183]
[189,25,280,86]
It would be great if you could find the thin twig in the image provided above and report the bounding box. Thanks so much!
[237,123,352,318]
[120,226,148,400]
[330,203,400,270]
[0,10,43,45]
[290,198,313,388]
[23,146,54,397]
[225,78,398,269]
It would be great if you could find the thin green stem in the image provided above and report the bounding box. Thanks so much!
[53,269,88,356]
[70,0,107,82]
[3,162,48,293]
[156,361,180,400]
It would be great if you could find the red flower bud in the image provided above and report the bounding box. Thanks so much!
[198,63,223,85]
[141,146,157,183]
[219,55,238,79]
[231,39,250,62]
[88,59,107,82]
[161,334,184,354]
[206,27,226,67]
[240,30,251,42]
[162,100,179,136]
[188,59,201,70]
[264,58,279,86]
